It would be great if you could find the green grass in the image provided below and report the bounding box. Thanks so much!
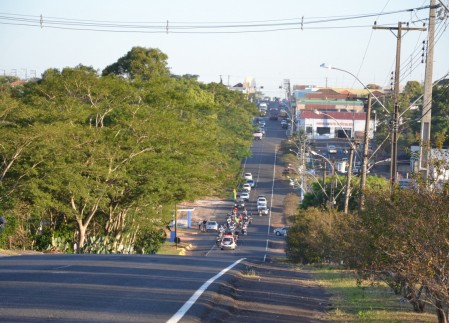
[307,266,436,322]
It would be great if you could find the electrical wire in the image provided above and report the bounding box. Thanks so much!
[0,5,435,34]
[399,18,448,83]
[352,0,392,88]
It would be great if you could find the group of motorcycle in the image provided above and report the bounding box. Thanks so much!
[215,205,253,248]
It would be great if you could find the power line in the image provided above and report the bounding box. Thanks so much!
[0,5,435,34]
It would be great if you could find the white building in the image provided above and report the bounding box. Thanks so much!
[297,110,374,140]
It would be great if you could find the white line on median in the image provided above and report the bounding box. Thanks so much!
[167,258,246,323]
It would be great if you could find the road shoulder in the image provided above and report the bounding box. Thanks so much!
[199,259,331,322]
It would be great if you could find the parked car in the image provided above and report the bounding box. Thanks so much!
[206,221,219,232]
[220,235,237,250]
[246,179,255,188]
[244,172,253,180]
[239,191,250,201]
[274,226,289,236]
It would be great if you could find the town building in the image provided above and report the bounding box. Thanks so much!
[297,110,375,141]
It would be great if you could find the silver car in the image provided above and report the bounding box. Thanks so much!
[206,221,218,232]
[274,226,289,236]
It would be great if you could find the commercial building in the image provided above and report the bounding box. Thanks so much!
[297,110,375,140]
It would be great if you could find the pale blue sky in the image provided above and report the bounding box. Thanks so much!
[0,0,448,95]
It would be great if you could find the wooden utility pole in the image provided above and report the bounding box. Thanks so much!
[420,0,437,182]
[373,22,426,193]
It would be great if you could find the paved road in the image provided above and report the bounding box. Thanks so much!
[187,112,292,263]
[0,254,243,322]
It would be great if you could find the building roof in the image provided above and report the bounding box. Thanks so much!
[300,110,367,121]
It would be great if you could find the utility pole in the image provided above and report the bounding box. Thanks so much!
[359,95,372,213]
[344,143,354,214]
[420,0,437,182]
[373,22,426,193]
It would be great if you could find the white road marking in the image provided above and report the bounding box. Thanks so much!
[205,242,216,257]
[167,258,246,323]
[264,148,277,262]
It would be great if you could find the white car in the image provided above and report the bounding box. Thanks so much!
[220,236,237,250]
[242,183,252,192]
[274,226,289,236]
[257,201,267,208]
[239,191,250,201]
[257,196,267,205]
[244,172,253,181]
[206,221,218,232]
[328,145,337,154]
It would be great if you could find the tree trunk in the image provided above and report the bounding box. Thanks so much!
[71,196,100,248]
[436,300,448,323]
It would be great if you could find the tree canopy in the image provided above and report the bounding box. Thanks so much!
[0,48,256,253]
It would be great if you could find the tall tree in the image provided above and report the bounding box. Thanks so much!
[102,47,170,81]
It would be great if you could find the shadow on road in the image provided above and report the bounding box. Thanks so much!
[197,260,331,322]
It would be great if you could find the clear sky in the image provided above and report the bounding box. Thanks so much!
[0,0,448,96]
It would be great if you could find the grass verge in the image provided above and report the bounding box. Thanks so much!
[307,266,436,322]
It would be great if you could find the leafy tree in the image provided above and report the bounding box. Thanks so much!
[0,48,258,253]
[301,174,389,212]
[347,188,449,322]
[102,46,170,81]
[286,207,338,264]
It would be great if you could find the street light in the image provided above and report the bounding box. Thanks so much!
[310,150,338,209]
[288,174,329,201]
[320,63,400,195]
[311,144,354,214]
